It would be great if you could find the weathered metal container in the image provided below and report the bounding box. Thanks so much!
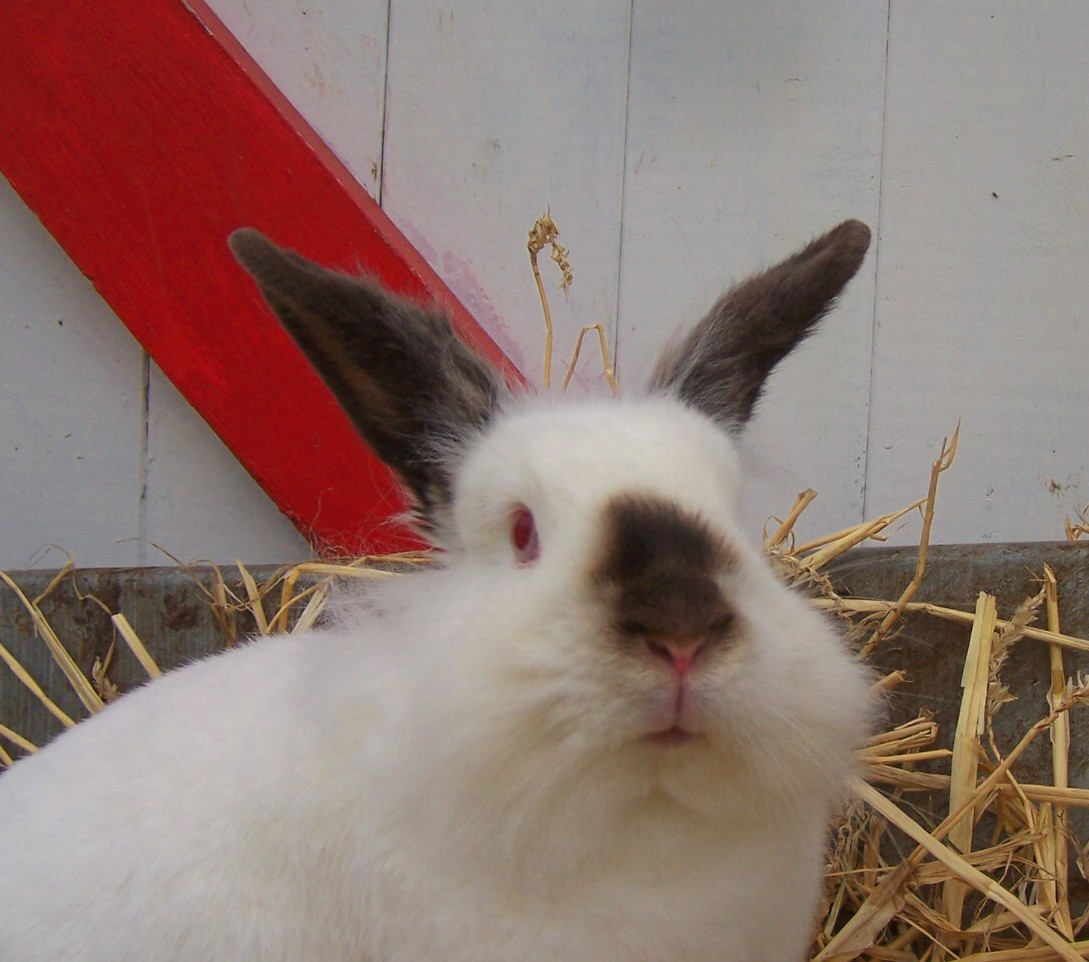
[2,542,1086,790]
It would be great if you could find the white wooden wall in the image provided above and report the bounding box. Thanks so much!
[2,2,1086,569]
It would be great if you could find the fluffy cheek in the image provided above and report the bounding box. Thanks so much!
[671,647,751,730]
[554,654,663,744]
[686,667,754,736]
[604,666,677,735]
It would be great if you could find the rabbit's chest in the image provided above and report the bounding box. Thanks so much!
[370,835,824,962]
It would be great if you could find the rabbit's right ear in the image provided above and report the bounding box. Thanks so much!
[228,229,507,531]
[649,219,871,431]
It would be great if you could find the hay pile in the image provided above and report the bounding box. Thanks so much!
[759,430,1089,961]
[2,428,1088,961]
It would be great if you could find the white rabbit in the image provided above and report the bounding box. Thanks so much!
[0,219,875,962]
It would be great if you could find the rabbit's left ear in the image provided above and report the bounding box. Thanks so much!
[649,219,871,431]
[229,229,506,530]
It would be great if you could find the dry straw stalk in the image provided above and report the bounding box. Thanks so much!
[527,211,618,396]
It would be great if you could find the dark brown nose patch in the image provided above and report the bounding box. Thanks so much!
[592,494,736,642]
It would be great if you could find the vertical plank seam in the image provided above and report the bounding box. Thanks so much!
[861,0,894,522]
[376,0,394,206]
[611,0,637,381]
[137,353,151,567]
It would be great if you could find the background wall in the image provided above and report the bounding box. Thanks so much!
[2,1,1086,569]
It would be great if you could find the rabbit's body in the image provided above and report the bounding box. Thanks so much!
[0,623,826,962]
[0,222,875,961]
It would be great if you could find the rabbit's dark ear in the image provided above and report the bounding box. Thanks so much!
[228,229,506,529]
[648,219,871,431]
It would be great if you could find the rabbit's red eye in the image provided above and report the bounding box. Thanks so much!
[510,505,540,565]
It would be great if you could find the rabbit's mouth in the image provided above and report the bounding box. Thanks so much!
[629,662,715,747]
[640,725,705,748]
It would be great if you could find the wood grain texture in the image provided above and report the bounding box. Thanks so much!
[867,2,1089,542]
[380,0,632,394]
[618,1,888,539]
[0,0,518,558]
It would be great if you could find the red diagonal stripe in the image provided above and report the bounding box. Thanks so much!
[0,0,522,556]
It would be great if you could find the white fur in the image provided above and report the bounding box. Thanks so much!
[0,396,873,962]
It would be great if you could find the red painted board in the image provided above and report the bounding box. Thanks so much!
[0,0,523,557]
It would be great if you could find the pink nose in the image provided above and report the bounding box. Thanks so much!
[645,637,705,675]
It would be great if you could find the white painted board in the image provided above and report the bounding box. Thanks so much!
[867,2,1089,543]
[0,178,146,569]
[3,1,1088,570]
[380,0,632,394]
[618,1,889,541]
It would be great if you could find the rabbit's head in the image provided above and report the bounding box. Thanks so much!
[229,221,874,837]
